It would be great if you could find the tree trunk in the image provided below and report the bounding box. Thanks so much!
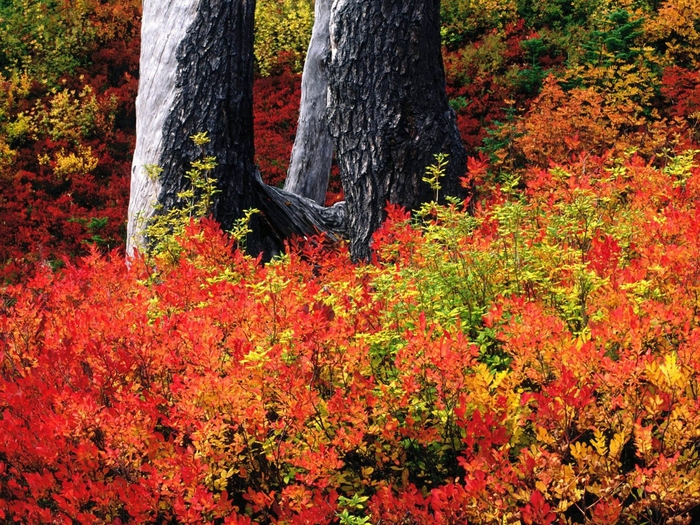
[328,0,467,260]
[128,0,281,256]
[127,0,201,254]
[130,0,466,262]
[283,0,334,205]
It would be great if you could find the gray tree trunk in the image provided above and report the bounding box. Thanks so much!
[128,0,261,252]
[127,0,200,254]
[128,0,344,258]
[283,0,334,205]
[328,0,467,260]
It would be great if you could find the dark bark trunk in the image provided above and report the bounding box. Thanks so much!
[283,0,334,205]
[157,0,257,223]
[154,0,279,254]
[328,0,467,260]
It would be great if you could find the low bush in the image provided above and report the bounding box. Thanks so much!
[2,147,700,523]
[254,0,314,76]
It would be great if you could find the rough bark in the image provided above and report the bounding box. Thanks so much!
[283,0,334,205]
[328,0,467,260]
[128,0,262,252]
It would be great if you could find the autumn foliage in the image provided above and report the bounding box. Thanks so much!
[0,0,141,281]
[2,0,700,523]
[3,149,700,523]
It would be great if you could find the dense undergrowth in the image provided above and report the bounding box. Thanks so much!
[2,0,700,523]
[3,151,700,523]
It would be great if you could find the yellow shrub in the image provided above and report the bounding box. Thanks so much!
[32,85,100,143]
[0,139,15,171]
[254,0,314,76]
[0,0,97,82]
[0,72,32,172]
[645,0,700,67]
[4,113,32,145]
[50,146,99,179]
[563,52,663,125]
[441,0,518,46]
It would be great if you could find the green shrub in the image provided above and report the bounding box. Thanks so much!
[0,0,97,82]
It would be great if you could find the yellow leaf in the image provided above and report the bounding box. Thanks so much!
[659,352,684,387]
[535,426,555,446]
[609,432,625,460]
[570,441,593,462]
[591,429,608,457]
[401,468,410,487]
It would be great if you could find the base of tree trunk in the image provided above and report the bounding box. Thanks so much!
[255,172,346,241]
[328,0,467,260]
